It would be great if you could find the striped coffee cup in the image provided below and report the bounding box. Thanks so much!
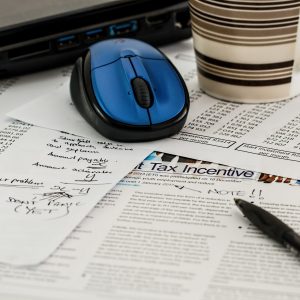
[189,0,300,103]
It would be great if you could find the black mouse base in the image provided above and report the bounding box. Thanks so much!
[70,52,189,143]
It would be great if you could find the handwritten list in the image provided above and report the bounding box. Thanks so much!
[0,124,151,266]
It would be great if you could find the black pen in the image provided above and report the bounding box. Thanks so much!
[234,198,300,254]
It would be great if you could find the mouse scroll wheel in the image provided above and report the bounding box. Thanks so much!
[131,77,153,109]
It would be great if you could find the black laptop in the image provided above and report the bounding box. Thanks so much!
[0,0,191,76]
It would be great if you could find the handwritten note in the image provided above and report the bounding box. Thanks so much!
[6,184,91,218]
[0,125,151,181]
[0,124,151,266]
[0,177,109,266]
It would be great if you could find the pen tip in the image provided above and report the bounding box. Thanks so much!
[234,198,241,206]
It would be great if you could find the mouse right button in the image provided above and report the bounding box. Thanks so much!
[143,59,187,124]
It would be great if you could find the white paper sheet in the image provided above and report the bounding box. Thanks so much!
[0,66,71,127]
[0,66,72,156]
[0,154,299,300]
[0,122,150,266]
[0,177,107,267]
[8,82,121,142]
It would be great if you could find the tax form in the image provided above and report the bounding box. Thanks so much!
[158,80,300,179]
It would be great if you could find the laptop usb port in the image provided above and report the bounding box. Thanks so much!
[84,28,105,44]
[56,35,80,50]
[146,13,170,27]
[109,20,138,37]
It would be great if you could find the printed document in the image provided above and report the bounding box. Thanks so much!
[0,153,299,300]
[158,77,300,179]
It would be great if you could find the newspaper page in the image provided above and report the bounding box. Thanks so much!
[0,153,299,300]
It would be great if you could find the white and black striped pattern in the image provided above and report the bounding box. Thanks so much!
[190,0,300,102]
[190,0,300,46]
[196,49,294,86]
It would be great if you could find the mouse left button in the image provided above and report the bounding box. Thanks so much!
[91,60,151,126]
[70,57,90,115]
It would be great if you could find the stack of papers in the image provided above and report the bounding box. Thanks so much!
[0,39,300,299]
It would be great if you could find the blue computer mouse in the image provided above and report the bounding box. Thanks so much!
[70,38,189,142]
